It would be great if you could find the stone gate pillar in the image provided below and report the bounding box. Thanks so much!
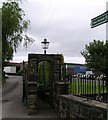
[26,54,39,114]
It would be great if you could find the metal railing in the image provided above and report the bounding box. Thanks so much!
[68,75,107,103]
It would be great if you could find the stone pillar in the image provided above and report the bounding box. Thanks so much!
[26,54,39,115]
[53,81,69,116]
[27,81,39,115]
[55,82,69,95]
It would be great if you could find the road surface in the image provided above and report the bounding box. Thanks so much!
[2,76,59,119]
[0,80,2,119]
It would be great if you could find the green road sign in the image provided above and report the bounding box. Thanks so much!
[91,11,108,28]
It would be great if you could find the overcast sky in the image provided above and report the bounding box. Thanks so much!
[2,0,108,63]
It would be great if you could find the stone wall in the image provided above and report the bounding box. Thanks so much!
[55,94,107,119]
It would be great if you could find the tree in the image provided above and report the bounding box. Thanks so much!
[2,0,34,62]
[0,9,1,42]
[81,40,108,74]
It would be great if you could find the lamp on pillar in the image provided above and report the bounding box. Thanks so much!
[41,38,50,54]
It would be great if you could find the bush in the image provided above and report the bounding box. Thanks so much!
[17,68,23,76]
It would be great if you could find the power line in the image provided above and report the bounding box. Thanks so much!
[39,0,58,40]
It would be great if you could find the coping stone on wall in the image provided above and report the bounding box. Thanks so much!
[61,94,107,109]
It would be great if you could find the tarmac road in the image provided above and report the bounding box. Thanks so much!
[2,76,59,119]
[0,80,2,119]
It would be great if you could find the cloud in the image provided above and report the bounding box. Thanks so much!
[11,0,107,63]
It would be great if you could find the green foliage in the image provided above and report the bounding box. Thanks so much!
[61,54,64,64]
[38,61,52,91]
[2,0,34,62]
[0,9,1,32]
[0,9,2,73]
[17,68,23,75]
[81,40,108,74]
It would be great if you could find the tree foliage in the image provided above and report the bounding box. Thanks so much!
[38,61,52,91]
[2,0,34,62]
[81,40,108,74]
[0,9,1,33]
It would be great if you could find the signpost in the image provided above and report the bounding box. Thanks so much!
[91,11,108,28]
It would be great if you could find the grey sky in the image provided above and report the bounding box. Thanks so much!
[4,0,108,63]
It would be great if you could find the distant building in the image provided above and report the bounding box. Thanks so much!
[5,61,22,67]
[65,63,88,75]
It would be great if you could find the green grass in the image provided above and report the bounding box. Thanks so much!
[69,80,106,94]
